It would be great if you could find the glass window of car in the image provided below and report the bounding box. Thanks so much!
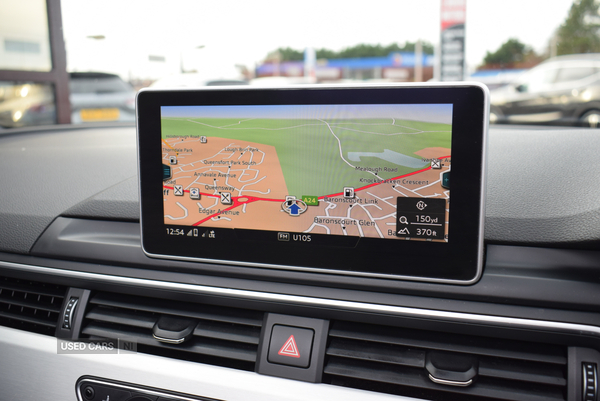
[69,74,133,94]
[0,82,55,128]
[515,66,559,93]
[555,66,597,83]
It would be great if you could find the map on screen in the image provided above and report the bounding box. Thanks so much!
[161,104,451,242]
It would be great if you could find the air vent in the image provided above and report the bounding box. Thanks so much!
[0,276,66,335]
[81,292,264,371]
[323,321,567,401]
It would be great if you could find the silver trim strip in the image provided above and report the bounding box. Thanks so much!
[141,249,481,285]
[428,375,473,387]
[2,259,600,338]
[152,333,186,344]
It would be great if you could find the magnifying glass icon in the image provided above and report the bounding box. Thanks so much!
[399,216,408,225]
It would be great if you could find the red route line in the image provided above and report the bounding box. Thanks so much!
[192,196,285,226]
[162,186,285,226]
[167,154,451,226]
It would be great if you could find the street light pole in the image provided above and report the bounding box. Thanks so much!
[415,40,423,82]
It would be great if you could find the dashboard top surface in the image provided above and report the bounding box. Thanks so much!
[1,124,600,254]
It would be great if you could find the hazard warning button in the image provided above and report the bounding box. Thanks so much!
[267,325,314,368]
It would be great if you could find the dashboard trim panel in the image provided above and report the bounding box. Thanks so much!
[1,259,599,339]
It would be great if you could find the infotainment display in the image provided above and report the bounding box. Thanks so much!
[137,84,488,284]
[161,104,451,242]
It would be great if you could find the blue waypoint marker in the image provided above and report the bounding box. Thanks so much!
[289,203,301,215]
[282,198,307,216]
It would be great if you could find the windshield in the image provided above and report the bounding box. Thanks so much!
[2,0,597,128]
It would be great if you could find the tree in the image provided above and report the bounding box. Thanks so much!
[331,42,434,59]
[480,38,542,69]
[483,39,531,65]
[556,0,600,55]
[336,43,389,58]
[266,42,434,62]
[315,48,338,59]
[266,47,303,62]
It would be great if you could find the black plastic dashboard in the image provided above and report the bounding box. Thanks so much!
[3,124,600,254]
[1,123,600,401]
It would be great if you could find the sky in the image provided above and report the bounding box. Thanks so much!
[162,104,453,123]
[60,0,576,80]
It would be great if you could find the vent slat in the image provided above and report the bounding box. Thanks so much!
[0,276,67,336]
[0,297,62,313]
[86,306,261,345]
[82,292,263,371]
[81,322,152,340]
[325,357,566,401]
[327,338,425,368]
[193,320,261,345]
[479,357,567,386]
[0,310,58,327]
[0,280,66,297]
[329,321,566,365]
[325,320,568,400]
[85,306,156,329]
[82,322,256,362]
[325,357,427,389]
[89,293,262,326]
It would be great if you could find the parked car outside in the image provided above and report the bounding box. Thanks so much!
[490,54,600,127]
[0,83,55,128]
[69,72,136,123]
[150,72,247,88]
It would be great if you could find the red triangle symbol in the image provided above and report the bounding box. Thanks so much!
[278,335,300,358]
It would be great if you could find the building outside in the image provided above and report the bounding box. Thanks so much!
[256,52,435,82]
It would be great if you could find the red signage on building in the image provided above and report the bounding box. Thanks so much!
[440,0,466,81]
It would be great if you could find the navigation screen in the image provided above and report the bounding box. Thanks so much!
[160,104,451,243]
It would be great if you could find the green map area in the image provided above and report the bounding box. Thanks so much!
[161,117,451,197]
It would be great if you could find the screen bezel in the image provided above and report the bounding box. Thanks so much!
[137,83,488,285]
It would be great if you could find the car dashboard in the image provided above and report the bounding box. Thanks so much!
[0,123,599,401]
